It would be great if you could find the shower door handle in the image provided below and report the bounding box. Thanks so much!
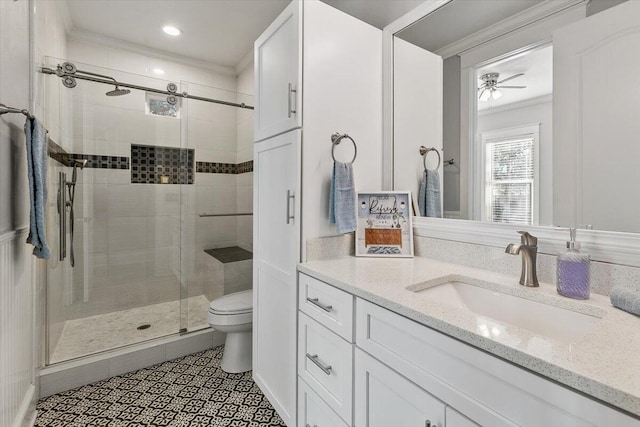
[286,190,295,224]
[287,83,296,118]
[57,172,67,261]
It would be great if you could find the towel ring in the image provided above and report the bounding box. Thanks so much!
[419,146,440,171]
[331,132,357,163]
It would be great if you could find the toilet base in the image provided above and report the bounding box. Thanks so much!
[221,330,252,373]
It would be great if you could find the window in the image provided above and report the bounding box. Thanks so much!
[145,93,180,118]
[482,124,539,225]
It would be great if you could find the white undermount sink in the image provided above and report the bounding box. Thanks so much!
[408,276,601,344]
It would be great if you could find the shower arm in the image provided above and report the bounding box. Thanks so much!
[40,66,255,110]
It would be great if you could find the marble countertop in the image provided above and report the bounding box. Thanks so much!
[298,256,640,417]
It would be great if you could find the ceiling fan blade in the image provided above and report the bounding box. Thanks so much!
[477,84,487,91]
[497,73,524,84]
[497,85,527,89]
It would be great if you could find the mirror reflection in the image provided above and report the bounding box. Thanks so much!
[393,0,640,233]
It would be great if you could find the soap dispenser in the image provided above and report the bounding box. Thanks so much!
[556,228,590,299]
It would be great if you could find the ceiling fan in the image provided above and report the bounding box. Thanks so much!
[478,72,527,101]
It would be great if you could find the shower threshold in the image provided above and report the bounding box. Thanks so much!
[49,295,210,364]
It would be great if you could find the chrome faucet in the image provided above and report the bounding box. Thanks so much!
[505,231,539,287]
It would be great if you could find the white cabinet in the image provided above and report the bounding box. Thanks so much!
[297,273,640,427]
[253,130,300,426]
[254,0,301,142]
[254,1,383,425]
[354,348,445,427]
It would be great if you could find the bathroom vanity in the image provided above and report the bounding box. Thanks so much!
[296,256,640,427]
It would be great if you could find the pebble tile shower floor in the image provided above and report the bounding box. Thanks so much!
[36,347,286,427]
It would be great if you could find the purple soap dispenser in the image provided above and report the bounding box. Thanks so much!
[557,228,590,299]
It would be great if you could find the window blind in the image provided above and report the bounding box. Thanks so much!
[485,137,534,225]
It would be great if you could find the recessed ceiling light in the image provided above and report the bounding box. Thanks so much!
[162,25,182,36]
[152,68,165,75]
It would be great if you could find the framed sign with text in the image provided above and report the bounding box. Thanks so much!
[355,192,414,257]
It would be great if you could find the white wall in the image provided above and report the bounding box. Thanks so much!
[393,37,443,212]
[0,0,38,425]
[301,0,383,249]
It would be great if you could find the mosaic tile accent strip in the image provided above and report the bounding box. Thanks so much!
[72,153,130,170]
[237,160,254,174]
[196,160,254,175]
[47,140,130,170]
[35,346,286,427]
[196,161,236,174]
[131,144,194,184]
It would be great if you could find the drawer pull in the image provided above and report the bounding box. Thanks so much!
[306,297,333,313]
[306,353,332,375]
[305,425,317,427]
[425,421,437,427]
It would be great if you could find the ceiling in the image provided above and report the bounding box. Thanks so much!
[64,0,290,69]
[477,45,553,111]
[63,0,435,72]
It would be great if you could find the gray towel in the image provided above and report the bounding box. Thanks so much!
[418,169,442,218]
[610,287,640,316]
[329,161,356,234]
[25,118,50,259]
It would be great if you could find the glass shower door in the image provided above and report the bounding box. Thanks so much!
[44,58,184,364]
[179,81,254,333]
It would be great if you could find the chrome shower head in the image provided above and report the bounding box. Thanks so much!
[106,86,130,96]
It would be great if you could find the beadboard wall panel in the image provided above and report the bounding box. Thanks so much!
[0,230,36,427]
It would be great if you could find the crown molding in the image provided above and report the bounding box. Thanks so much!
[478,93,552,117]
[435,0,588,58]
[67,28,237,76]
[235,50,254,75]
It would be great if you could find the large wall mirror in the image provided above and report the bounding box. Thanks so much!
[390,0,640,236]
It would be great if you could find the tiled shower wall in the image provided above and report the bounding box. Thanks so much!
[45,39,254,333]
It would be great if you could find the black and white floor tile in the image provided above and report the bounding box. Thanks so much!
[36,346,286,427]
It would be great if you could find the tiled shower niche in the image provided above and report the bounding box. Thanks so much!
[131,144,194,184]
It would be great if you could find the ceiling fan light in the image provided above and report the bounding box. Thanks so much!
[479,89,490,101]
[491,89,502,100]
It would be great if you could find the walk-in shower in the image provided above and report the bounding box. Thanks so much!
[43,58,254,364]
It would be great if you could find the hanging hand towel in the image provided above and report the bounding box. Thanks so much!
[418,169,442,218]
[329,161,356,234]
[25,117,50,259]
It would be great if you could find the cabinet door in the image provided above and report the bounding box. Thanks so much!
[354,348,445,427]
[253,130,301,426]
[254,0,301,142]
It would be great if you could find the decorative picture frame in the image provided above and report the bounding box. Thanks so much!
[355,191,414,257]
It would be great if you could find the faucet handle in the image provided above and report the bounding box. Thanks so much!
[517,231,537,246]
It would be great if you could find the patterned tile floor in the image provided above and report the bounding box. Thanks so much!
[36,347,286,427]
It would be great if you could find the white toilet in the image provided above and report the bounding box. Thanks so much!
[207,289,253,373]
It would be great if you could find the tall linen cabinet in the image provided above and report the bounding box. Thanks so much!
[253,1,383,425]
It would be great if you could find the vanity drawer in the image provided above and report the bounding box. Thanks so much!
[299,273,354,342]
[298,377,350,427]
[298,312,353,424]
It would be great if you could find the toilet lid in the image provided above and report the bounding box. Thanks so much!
[209,290,253,313]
